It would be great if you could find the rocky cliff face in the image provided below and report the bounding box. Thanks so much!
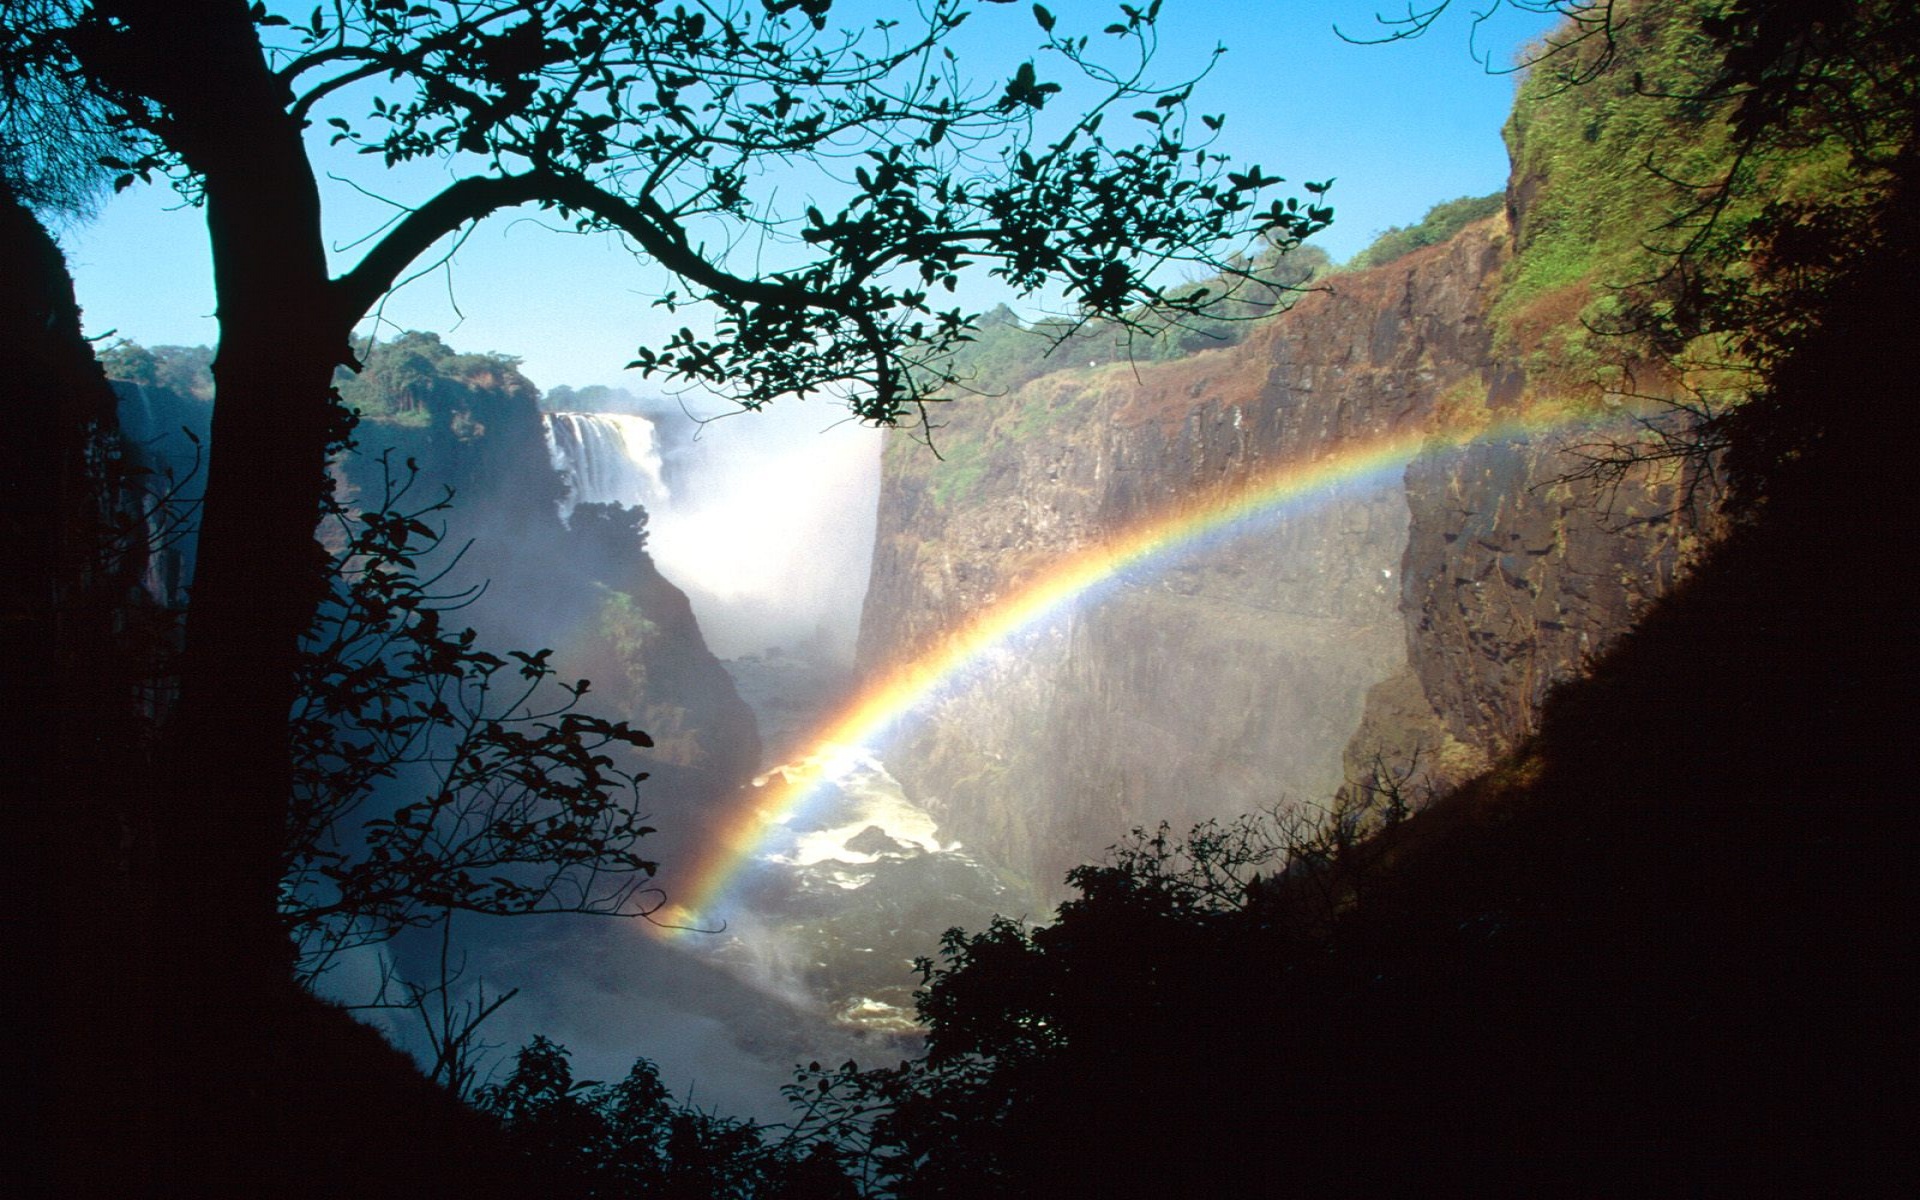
[865,224,1492,894]
[113,338,765,819]
[334,342,764,811]
[1345,426,1708,798]
[859,210,1712,896]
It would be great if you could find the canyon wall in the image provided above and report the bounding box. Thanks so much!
[859,212,1711,897]
[338,343,763,818]
[108,336,763,845]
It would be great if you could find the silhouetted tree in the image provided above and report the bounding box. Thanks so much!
[477,1035,868,1198]
[6,0,1329,981]
[4,0,1328,1188]
[287,463,659,984]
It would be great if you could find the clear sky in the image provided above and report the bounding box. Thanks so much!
[55,0,1562,395]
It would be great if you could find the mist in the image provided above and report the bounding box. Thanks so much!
[349,382,898,1117]
[655,406,880,662]
[550,385,883,663]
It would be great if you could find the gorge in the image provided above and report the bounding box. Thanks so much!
[102,82,1720,1109]
[16,0,1911,1192]
[318,213,1706,1106]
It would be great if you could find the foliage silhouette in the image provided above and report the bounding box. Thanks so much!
[4,3,1330,1188]
[0,0,1335,986]
[287,452,659,985]
[477,1035,872,1199]
[832,804,1406,1200]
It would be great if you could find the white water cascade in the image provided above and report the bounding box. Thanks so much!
[543,411,671,524]
[544,401,880,658]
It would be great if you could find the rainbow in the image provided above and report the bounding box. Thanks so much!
[651,407,1608,935]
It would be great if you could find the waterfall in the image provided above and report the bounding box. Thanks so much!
[543,411,671,524]
[117,380,158,444]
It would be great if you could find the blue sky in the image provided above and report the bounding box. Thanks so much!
[56,1,1561,394]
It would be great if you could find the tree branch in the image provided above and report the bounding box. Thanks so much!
[331,173,546,326]
[331,169,845,333]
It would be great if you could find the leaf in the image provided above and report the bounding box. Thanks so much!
[1034,4,1055,32]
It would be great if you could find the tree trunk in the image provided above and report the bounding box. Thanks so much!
[94,2,358,1184]
[139,6,334,948]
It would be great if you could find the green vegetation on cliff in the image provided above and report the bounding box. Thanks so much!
[1343,192,1504,272]
[1501,5,1734,314]
[889,363,1115,511]
[932,240,1334,395]
[1496,0,1878,391]
[98,341,213,401]
[330,331,563,523]
[337,330,539,429]
[901,231,1332,511]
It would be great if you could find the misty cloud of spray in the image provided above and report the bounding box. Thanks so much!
[551,396,882,662]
